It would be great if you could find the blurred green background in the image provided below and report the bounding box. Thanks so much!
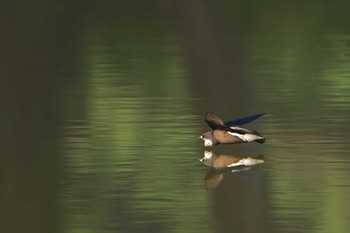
[1,1,350,233]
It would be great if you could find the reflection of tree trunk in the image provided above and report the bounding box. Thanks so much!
[1,48,57,233]
[211,173,270,233]
[0,4,60,233]
[1,1,88,231]
[167,0,247,113]
[167,2,272,232]
[1,39,57,233]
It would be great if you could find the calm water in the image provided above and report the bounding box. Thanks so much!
[2,1,350,233]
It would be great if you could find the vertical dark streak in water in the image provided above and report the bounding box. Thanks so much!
[166,1,271,233]
[0,1,61,232]
[211,171,269,233]
[166,0,249,114]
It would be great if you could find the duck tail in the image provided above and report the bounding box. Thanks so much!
[253,131,265,144]
[255,138,265,144]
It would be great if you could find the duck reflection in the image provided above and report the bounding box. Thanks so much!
[199,150,264,170]
[199,151,264,191]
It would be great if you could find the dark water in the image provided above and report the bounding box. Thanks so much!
[2,1,350,233]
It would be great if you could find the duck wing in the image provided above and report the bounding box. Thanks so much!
[224,113,265,127]
[205,111,228,130]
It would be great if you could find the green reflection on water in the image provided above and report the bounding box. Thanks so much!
[58,1,350,233]
[60,12,212,233]
[249,17,350,233]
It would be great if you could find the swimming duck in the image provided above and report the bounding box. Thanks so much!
[200,111,265,147]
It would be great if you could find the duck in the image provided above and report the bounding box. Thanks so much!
[200,111,265,147]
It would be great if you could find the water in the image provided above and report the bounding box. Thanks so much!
[2,1,350,233]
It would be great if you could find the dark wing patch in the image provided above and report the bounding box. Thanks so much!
[224,113,265,127]
[205,111,227,130]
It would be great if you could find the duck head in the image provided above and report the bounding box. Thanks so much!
[199,131,218,147]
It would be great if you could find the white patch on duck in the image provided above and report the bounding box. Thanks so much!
[228,131,263,142]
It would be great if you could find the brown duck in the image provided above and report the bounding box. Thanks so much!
[200,111,265,147]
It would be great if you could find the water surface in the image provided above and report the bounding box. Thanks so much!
[2,1,350,233]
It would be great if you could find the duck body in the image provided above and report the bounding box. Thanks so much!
[200,112,265,147]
